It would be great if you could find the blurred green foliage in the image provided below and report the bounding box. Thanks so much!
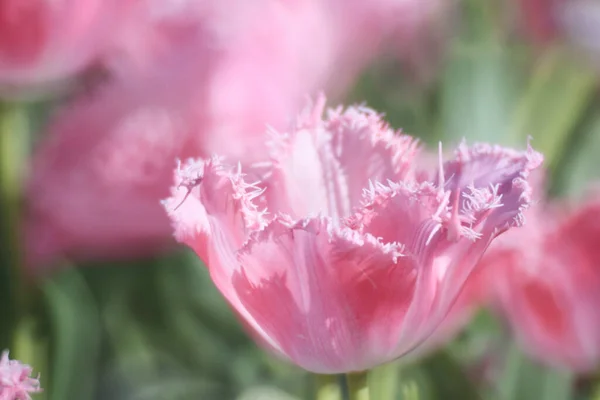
[3,0,600,399]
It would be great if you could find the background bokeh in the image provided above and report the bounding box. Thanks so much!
[3,0,600,399]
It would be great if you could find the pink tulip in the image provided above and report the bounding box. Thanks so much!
[481,193,600,372]
[0,351,41,400]
[0,0,133,97]
[164,96,542,373]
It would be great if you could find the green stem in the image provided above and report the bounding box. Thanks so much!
[368,362,399,400]
[0,101,30,354]
[541,368,573,400]
[582,371,600,400]
[315,374,342,400]
[593,379,600,400]
[347,372,369,400]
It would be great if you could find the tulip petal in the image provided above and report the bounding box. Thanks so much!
[163,159,211,261]
[265,96,419,220]
[231,217,415,373]
[441,141,543,193]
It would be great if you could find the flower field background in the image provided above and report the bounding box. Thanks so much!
[2,0,600,399]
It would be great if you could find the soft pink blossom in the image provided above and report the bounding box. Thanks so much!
[164,96,542,373]
[480,193,600,372]
[0,0,133,97]
[24,0,331,266]
[0,351,41,400]
[25,47,213,264]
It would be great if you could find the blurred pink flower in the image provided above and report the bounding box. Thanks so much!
[164,96,542,373]
[481,193,600,372]
[24,1,330,266]
[25,46,215,265]
[0,351,41,400]
[0,0,133,97]
[516,0,600,57]
[518,0,563,45]
[112,0,447,95]
[558,0,600,60]
[25,0,445,267]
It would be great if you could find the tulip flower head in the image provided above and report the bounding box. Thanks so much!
[0,351,41,400]
[164,96,542,373]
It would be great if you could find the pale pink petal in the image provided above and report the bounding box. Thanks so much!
[232,217,414,373]
[440,142,543,221]
[169,156,269,259]
[165,156,283,356]
[352,142,542,353]
[163,159,211,262]
[348,180,455,353]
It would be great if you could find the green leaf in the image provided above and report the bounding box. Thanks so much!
[496,342,574,400]
[438,0,522,147]
[129,375,221,400]
[0,101,31,351]
[439,42,520,146]
[550,108,600,197]
[368,362,400,400]
[418,351,483,400]
[345,57,438,142]
[44,267,101,400]
[509,46,597,167]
